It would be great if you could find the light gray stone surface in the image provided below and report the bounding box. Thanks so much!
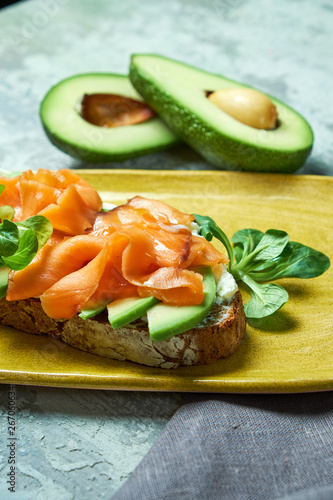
[0,0,332,499]
[0,385,182,499]
[0,0,332,175]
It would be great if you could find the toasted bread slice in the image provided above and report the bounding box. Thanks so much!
[0,291,246,368]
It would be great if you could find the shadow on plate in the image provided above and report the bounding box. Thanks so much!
[70,144,211,171]
[247,310,298,333]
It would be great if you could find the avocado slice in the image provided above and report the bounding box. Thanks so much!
[107,296,159,329]
[130,54,313,173]
[147,266,216,342]
[0,267,9,299]
[79,305,106,320]
[40,73,179,163]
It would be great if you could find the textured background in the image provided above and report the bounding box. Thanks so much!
[0,0,332,175]
[0,0,332,498]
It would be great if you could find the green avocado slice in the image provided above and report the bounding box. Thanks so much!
[147,266,216,342]
[40,73,179,163]
[79,305,106,320]
[108,296,159,329]
[0,267,10,298]
[130,54,314,173]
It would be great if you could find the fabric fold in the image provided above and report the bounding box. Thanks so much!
[111,393,333,500]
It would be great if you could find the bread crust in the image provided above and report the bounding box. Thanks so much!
[0,292,246,368]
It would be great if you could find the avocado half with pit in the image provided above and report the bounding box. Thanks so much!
[130,54,314,173]
[40,73,179,162]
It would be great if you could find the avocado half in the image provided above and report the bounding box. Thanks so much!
[40,73,179,162]
[130,55,314,173]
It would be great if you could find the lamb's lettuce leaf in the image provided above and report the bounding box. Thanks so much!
[0,184,52,271]
[193,215,330,319]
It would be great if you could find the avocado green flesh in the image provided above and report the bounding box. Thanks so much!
[108,296,159,329]
[40,73,179,163]
[147,266,216,342]
[130,55,314,172]
[0,267,9,299]
[79,305,106,320]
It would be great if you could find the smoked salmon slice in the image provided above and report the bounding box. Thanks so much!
[0,176,21,216]
[138,267,204,306]
[38,230,205,318]
[128,196,194,226]
[18,179,60,220]
[7,235,106,300]
[0,169,102,234]
[20,169,102,212]
[3,170,227,319]
[39,184,97,235]
[40,239,114,319]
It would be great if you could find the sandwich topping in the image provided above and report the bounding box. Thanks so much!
[0,169,329,336]
[0,169,228,323]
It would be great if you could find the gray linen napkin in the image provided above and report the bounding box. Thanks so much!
[112,393,333,500]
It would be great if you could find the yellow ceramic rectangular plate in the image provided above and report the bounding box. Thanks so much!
[0,170,332,393]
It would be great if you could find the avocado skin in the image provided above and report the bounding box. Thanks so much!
[130,57,313,173]
[39,73,180,163]
[41,120,180,163]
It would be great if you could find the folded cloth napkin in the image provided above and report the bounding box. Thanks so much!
[111,392,333,500]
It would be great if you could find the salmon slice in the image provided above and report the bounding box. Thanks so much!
[3,171,228,315]
[40,233,142,319]
[80,260,137,311]
[128,196,194,226]
[138,267,204,306]
[20,169,102,211]
[20,169,65,189]
[92,199,193,237]
[18,179,60,220]
[7,234,106,300]
[111,228,204,305]
[0,176,21,213]
[182,235,229,268]
[112,228,157,283]
[92,205,163,236]
[92,206,142,237]
[37,230,203,318]
[142,226,192,268]
[59,169,102,211]
[40,243,110,319]
[1,169,102,233]
[39,184,97,235]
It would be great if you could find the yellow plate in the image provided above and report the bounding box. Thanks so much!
[0,170,332,393]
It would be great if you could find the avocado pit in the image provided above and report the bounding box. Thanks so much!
[207,88,278,130]
[81,93,156,128]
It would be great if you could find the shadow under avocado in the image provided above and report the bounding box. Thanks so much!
[70,144,211,171]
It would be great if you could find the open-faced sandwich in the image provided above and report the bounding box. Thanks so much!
[0,169,246,369]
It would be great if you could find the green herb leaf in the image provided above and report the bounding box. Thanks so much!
[231,228,264,263]
[0,184,52,272]
[0,219,19,257]
[194,214,330,320]
[0,205,15,221]
[193,214,234,262]
[17,215,53,250]
[232,229,289,272]
[2,229,38,270]
[242,274,289,318]
[253,229,289,261]
[251,241,331,281]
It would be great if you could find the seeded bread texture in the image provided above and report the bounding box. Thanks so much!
[0,292,246,368]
